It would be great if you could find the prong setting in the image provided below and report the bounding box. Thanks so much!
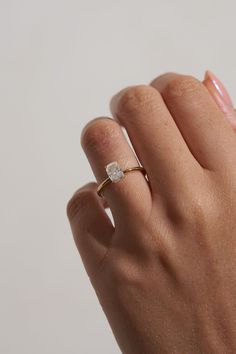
[105,161,124,183]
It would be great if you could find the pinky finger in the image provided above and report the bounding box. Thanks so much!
[67,182,114,281]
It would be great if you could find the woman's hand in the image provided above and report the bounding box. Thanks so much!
[67,72,236,354]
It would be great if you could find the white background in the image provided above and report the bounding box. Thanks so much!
[0,1,235,353]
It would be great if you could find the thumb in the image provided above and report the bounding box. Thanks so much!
[203,70,236,132]
[67,182,114,282]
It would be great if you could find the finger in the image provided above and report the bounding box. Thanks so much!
[81,117,152,223]
[150,73,236,171]
[67,182,114,280]
[110,85,201,198]
[203,70,236,132]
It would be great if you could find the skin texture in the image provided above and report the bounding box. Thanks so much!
[67,72,236,354]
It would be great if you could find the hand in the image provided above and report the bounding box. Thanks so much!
[67,71,236,354]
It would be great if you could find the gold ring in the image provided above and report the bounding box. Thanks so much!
[97,161,146,197]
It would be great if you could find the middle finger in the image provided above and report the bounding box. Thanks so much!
[110,85,201,199]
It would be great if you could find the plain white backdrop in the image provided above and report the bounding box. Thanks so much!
[0,1,235,353]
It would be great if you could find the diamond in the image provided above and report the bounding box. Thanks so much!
[106,161,124,183]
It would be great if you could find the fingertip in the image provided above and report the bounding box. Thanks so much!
[66,182,98,221]
[109,86,133,119]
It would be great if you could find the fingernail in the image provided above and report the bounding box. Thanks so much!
[203,70,234,113]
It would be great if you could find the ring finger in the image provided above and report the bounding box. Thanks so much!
[81,117,152,223]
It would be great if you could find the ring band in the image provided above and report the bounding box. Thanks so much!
[97,161,146,197]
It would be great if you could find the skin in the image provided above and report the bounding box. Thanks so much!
[67,73,236,354]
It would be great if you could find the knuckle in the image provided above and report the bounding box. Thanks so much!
[164,75,202,99]
[111,261,143,291]
[81,118,120,152]
[67,186,96,220]
[117,85,161,115]
[106,253,158,298]
[106,252,143,288]
[183,194,220,235]
[169,181,220,233]
[189,197,212,226]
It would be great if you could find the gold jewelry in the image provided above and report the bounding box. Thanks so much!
[97,161,146,197]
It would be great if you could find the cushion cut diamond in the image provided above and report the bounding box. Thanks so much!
[106,161,124,183]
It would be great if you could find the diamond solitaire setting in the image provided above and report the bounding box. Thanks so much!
[105,161,124,183]
[97,162,146,196]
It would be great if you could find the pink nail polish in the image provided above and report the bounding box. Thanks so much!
[204,70,233,108]
[203,70,236,129]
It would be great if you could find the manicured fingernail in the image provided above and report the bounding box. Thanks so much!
[203,70,234,112]
[203,70,236,128]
